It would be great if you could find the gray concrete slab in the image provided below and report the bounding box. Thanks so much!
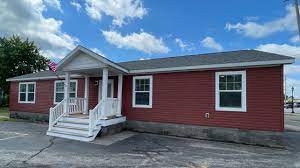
[0,121,300,168]
[285,113,300,132]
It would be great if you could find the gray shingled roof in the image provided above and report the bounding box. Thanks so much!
[7,49,294,81]
[7,70,66,81]
[118,50,294,71]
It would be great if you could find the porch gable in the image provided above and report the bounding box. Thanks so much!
[63,52,106,71]
[57,45,128,73]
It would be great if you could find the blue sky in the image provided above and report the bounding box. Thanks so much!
[1,0,300,97]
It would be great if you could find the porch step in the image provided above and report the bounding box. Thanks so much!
[56,122,89,130]
[51,126,90,135]
[47,131,94,142]
[59,116,89,124]
[47,113,126,142]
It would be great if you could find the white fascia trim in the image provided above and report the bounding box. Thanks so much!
[129,59,294,74]
[6,74,83,82]
[56,46,129,73]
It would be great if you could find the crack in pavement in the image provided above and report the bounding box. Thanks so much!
[23,137,56,164]
[5,137,56,167]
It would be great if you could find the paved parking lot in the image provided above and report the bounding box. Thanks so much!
[0,121,300,168]
[285,109,300,131]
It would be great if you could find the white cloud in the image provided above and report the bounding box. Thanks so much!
[290,35,300,43]
[139,57,150,60]
[201,36,223,51]
[175,38,187,50]
[44,0,62,12]
[226,5,297,38]
[0,0,79,59]
[85,0,147,27]
[91,48,105,57]
[70,1,81,12]
[285,77,300,98]
[102,30,170,54]
[174,38,195,52]
[256,43,300,58]
[244,16,259,21]
[285,65,300,75]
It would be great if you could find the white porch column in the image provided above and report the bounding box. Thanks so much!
[101,67,108,119]
[84,75,89,114]
[117,74,123,116]
[64,72,70,114]
[101,68,108,100]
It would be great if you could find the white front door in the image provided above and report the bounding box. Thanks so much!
[98,79,114,102]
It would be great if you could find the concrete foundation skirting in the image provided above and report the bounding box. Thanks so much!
[10,111,49,122]
[125,120,284,148]
[99,122,126,137]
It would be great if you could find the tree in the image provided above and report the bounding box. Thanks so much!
[0,35,49,95]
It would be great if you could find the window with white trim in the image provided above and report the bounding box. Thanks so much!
[215,71,246,112]
[19,82,36,103]
[133,76,153,108]
[54,80,77,103]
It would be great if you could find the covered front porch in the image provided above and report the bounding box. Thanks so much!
[47,46,128,141]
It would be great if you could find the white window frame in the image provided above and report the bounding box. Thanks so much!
[18,82,36,104]
[54,80,78,104]
[132,75,153,108]
[215,71,246,112]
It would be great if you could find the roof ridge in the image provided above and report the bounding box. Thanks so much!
[117,49,253,64]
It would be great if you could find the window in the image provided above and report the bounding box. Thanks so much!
[133,76,153,108]
[215,71,246,112]
[19,82,36,103]
[54,80,77,104]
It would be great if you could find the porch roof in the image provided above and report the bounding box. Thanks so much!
[7,46,295,81]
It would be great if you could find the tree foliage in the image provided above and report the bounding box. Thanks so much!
[0,35,49,94]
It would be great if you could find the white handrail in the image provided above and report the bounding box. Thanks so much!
[48,97,88,131]
[48,99,66,131]
[88,100,104,136]
[87,98,120,136]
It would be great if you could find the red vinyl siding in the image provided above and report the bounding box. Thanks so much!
[9,66,284,132]
[122,66,284,132]
[9,77,118,114]
[9,79,85,114]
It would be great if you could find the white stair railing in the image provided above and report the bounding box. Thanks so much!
[88,100,104,136]
[87,98,119,136]
[48,98,88,131]
[68,98,87,114]
[48,99,66,131]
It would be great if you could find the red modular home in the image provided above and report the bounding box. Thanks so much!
[7,46,294,143]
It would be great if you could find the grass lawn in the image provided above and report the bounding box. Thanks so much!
[0,107,16,121]
[0,107,9,117]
